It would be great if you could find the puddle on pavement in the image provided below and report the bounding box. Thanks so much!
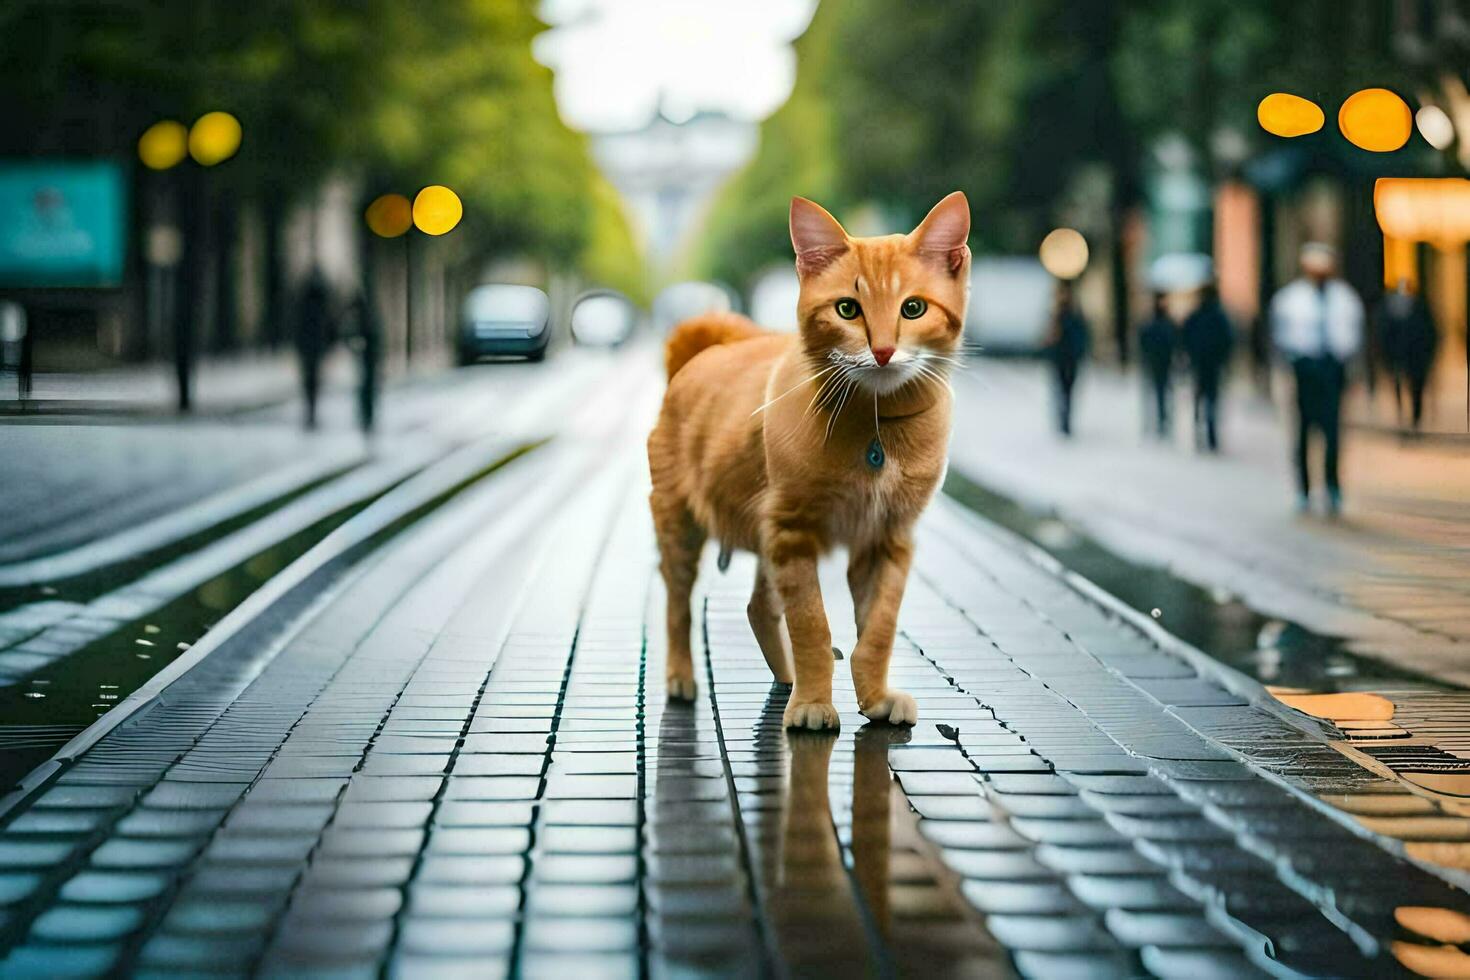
[0,504,366,793]
[0,443,534,796]
[943,469,1426,693]
[943,468,1470,889]
[0,464,355,616]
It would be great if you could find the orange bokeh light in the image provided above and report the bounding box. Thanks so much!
[1339,88,1412,152]
[365,193,413,238]
[1257,93,1324,138]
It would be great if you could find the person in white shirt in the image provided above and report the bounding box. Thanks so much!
[1269,242,1364,515]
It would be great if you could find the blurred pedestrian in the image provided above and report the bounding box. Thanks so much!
[1182,283,1234,452]
[1138,293,1176,438]
[1270,243,1363,516]
[1045,281,1089,437]
[1376,277,1436,433]
[294,269,334,431]
[344,290,382,435]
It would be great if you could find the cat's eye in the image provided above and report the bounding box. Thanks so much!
[901,297,928,319]
[835,298,861,320]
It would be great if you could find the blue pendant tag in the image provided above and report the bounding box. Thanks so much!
[865,438,885,470]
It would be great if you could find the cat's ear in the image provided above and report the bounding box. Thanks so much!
[911,191,970,275]
[790,197,849,277]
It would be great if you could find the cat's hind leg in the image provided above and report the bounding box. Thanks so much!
[748,559,793,684]
[652,492,706,701]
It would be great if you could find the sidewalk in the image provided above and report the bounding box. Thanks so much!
[0,351,362,417]
[948,361,1470,687]
[5,354,1470,975]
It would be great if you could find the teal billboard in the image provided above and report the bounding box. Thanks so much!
[0,161,126,287]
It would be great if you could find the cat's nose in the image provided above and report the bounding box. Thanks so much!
[871,346,895,366]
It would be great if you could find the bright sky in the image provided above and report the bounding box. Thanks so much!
[535,0,817,133]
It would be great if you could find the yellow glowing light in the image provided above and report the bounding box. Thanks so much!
[1417,105,1455,150]
[1038,228,1088,280]
[1397,907,1470,944]
[1392,940,1470,978]
[1383,233,1418,290]
[365,193,413,239]
[412,185,463,236]
[138,120,189,171]
[1257,93,1325,138]
[188,111,242,166]
[1339,88,1412,152]
[1268,689,1395,723]
[1375,177,1470,245]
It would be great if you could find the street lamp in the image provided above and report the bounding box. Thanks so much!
[137,110,242,412]
[365,186,462,366]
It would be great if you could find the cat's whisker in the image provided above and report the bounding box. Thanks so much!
[809,365,854,419]
[750,364,837,417]
[824,375,858,443]
[805,370,842,418]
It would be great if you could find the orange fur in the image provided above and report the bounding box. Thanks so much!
[649,193,971,729]
[663,312,766,380]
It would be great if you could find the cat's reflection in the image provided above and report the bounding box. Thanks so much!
[852,724,911,934]
[771,724,911,959]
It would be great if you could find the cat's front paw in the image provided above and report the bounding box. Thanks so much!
[666,672,698,701]
[783,698,840,731]
[860,689,918,726]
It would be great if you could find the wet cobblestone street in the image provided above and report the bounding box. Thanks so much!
[5,364,1470,978]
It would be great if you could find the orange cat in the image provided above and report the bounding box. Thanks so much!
[648,192,970,729]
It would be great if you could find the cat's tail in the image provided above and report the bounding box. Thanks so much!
[665,313,766,380]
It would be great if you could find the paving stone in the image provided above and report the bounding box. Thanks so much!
[162,897,280,934]
[300,857,416,889]
[0,874,43,907]
[918,820,1030,850]
[985,913,1115,952]
[528,883,639,917]
[545,825,638,854]
[58,870,169,904]
[398,917,517,955]
[1034,844,1156,875]
[523,917,639,952]
[906,795,993,821]
[960,880,1082,914]
[319,828,425,858]
[1139,946,1265,979]
[418,855,526,886]
[442,777,542,801]
[227,804,336,834]
[289,887,403,922]
[90,837,201,869]
[536,854,638,885]
[30,903,145,942]
[1010,818,1128,847]
[141,781,249,810]
[0,839,77,868]
[408,884,522,919]
[1068,874,1184,911]
[1103,909,1230,948]
[0,943,120,976]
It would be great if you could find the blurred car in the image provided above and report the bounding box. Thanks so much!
[748,266,800,332]
[569,289,637,347]
[458,284,551,364]
[652,280,738,333]
[965,257,1055,353]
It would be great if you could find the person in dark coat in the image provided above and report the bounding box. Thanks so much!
[1377,278,1437,432]
[1138,292,1176,438]
[1181,283,1234,452]
[294,270,334,431]
[1045,281,1090,437]
[343,290,382,436]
